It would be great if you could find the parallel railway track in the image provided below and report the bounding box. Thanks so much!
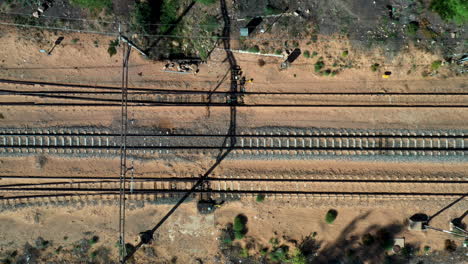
[0,129,466,156]
[1,78,468,107]
[1,178,466,205]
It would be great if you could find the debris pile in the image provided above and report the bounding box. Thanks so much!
[163,60,200,74]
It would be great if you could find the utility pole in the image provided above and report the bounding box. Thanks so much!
[118,22,131,264]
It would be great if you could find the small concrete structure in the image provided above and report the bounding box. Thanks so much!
[240,28,249,37]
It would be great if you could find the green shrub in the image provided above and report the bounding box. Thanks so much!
[256,194,265,202]
[71,38,80,44]
[430,0,468,24]
[312,51,318,57]
[240,248,249,258]
[275,49,282,55]
[260,248,268,256]
[325,209,338,224]
[431,60,442,70]
[269,246,289,262]
[222,237,233,245]
[342,50,349,57]
[202,15,220,33]
[196,0,216,5]
[407,21,420,36]
[290,249,307,264]
[247,45,260,53]
[371,63,380,72]
[322,69,332,76]
[424,245,431,253]
[264,5,283,15]
[70,0,112,11]
[233,215,247,239]
[159,0,180,33]
[107,39,119,57]
[314,60,325,72]
[0,113,4,119]
[89,236,99,246]
[303,50,310,58]
[234,232,245,240]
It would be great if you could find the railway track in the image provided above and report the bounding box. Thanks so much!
[1,178,466,207]
[0,129,466,156]
[1,79,468,107]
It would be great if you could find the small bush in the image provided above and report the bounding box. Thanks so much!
[290,249,307,264]
[269,246,289,262]
[71,38,80,44]
[322,69,332,76]
[233,215,247,239]
[256,194,265,202]
[342,50,349,57]
[424,245,431,253]
[312,51,318,57]
[314,60,325,72]
[275,49,282,55]
[371,63,380,72]
[240,248,249,258]
[431,60,442,70]
[0,113,4,119]
[303,50,310,58]
[89,236,99,246]
[265,5,283,15]
[107,39,119,57]
[325,209,338,224]
[260,248,268,256]
[407,21,420,36]
[444,239,457,252]
[202,15,220,33]
[258,59,266,67]
[196,0,216,5]
[234,232,245,240]
[247,45,260,53]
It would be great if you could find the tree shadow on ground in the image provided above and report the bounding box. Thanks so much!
[314,212,414,264]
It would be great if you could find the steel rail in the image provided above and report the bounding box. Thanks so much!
[0,132,465,138]
[1,101,467,107]
[1,78,468,95]
[0,187,465,197]
[0,175,466,183]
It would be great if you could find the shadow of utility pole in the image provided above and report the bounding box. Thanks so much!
[122,0,239,262]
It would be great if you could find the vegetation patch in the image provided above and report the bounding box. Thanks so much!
[196,0,216,5]
[247,45,260,53]
[70,0,112,12]
[233,214,248,239]
[431,60,442,70]
[256,194,265,202]
[407,21,420,36]
[264,4,283,16]
[303,50,310,58]
[107,39,119,57]
[314,60,325,72]
[325,209,338,224]
[371,63,380,72]
[430,0,468,24]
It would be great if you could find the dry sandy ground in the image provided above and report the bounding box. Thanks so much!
[0,198,466,263]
